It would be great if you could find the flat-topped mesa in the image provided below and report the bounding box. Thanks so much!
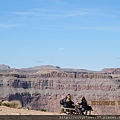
[101,68,120,74]
[30,65,60,70]
[34,70,112,79]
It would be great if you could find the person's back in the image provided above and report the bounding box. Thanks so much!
[60,94,75,114]
[81,100,88,110]
[65,97,74,108]
[79,96,92,115]
[60,97,67,107]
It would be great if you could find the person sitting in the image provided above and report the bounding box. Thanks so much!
[60,94,75,114]
[78,96,93,115]
[65,94,74,108]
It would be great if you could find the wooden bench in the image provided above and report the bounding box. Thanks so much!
[62,107,76,114]
[62,107,93,115]
[84,109,93,115]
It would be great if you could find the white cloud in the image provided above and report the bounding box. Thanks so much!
[8,6,120,19]
[83,26,120,32]
[44,25,120,32]
[59,48,64,51]
[35,61,44,63]
[0,23,21,28]
[12,12,32,15]
[49,9,88,17]
[10,8,89,18]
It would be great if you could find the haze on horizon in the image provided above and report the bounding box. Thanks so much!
[0,0,120,71]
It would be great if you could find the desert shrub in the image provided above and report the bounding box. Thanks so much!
[40,108,46,112]
[16,104,22,109]
[2,101,10,107]
[60,108,64,113]
[9,100,22,109]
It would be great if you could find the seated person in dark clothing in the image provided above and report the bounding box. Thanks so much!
[65,94,74,108]
[78,96,92,115]
[60,94,75,114]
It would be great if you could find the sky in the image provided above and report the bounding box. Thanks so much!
[0,0,120,71]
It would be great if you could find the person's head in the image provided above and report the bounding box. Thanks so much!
[79,95,84,101]
[67,94,71,100]
[82,96,87,103]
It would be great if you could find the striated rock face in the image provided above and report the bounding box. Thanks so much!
[0,65,120,115]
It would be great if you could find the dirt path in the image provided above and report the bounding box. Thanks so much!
[0,106,65,115]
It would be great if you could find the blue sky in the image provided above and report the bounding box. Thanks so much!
[0,0,120,70]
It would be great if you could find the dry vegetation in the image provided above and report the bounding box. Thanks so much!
[0,99,63,115]
[2,100,22,109]
[9,100,22,109]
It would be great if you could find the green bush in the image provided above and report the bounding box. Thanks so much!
[60,108,64,113]
[2,101,10,107]
[40,108,46,112]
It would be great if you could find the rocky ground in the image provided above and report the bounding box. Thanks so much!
[0,106,63,115]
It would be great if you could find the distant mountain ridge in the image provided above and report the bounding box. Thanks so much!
[1,64,120,74]
[101,68,120,74]
[0,64,10,69]
[30,65,61,69]
[0,64,93,73]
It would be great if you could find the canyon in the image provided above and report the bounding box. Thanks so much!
[0,64,120,115]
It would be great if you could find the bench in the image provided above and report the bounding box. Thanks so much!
[62,107,93,115]
[84,109,93,115]
[62,107,76,114]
